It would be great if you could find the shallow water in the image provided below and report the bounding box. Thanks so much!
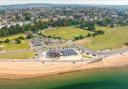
[0,67,128,89]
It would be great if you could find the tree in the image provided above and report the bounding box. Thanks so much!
[87,22,96,31]
[24,13,31,21]
[80,21,96,31]
[88,25,95,31]
[105,18,112,24]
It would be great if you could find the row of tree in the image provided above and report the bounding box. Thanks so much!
[0,18,101,37]
[0,36,25,44]
[74,30,105,40]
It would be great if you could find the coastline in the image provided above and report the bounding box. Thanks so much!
[0,52,128,79]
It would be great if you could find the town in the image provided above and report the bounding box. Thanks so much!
[0,4,128,63]
[0,5,128,30]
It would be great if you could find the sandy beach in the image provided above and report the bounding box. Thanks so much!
[0,52,127,79]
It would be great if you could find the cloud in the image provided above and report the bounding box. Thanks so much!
[0,0,128,5]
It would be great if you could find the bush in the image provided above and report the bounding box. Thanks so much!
[15,39,21,44]
[47,36,52,38]
[92,30,105,37]
[26,34,33,39]
[110,24,114,28]
[74,35,84,40]
[86,33,92,37]
[124,42,128,46]
[18,36,25,40]
[4,39,10,43]
[92,33,96,37]
[0,41,3,43]
[56,36,62,40]
[74,36,79,40]
[95,30,105,34]
[79,35,84,39]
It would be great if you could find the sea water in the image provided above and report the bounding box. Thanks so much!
[0,67,128,89]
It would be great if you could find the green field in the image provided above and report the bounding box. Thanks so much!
[0,34,29,51]
[0,34,35,59]
[1,40,29,51]
[42,26,128,50]
[42,26,90,40]
[84,26,128,50]
[0,51,35,59]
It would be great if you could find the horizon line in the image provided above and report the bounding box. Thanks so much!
[1,3,128,6]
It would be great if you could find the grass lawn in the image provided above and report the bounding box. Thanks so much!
[0,34,35,59]
[0,34,30,51]
[1,40,29,51]
[42,26,90,40]
[83,26,128,50]
[0,51,35,59]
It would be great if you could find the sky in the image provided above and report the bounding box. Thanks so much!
[1,0,128,5]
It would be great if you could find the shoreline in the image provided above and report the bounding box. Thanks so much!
[0,52,127,79]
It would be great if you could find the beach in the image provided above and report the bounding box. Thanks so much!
[0,52,127,79]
